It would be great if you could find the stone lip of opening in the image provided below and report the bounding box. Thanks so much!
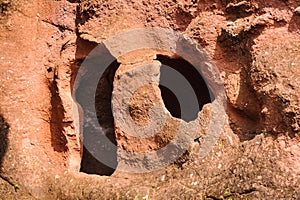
[156,54,212,122]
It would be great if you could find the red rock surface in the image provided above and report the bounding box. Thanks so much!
[0,0,299,199]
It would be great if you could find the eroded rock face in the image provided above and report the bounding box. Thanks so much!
[0,0,299,199]
[251,38,300,133]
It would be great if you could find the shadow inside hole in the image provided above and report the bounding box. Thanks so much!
[80,60,119,176]
[159,85,181,119]
[156,55,212,122]
[48,78,68,153]
[0,114,9,170]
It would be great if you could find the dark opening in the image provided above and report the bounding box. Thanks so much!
[0,114,9,170]
[156,55,212,122]
[80,60,119,176]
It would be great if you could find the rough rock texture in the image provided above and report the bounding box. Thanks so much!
[0,0,299,199]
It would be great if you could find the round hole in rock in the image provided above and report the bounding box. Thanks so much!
[156,55,212,122]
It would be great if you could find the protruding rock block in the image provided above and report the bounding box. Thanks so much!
[111,51,212,172]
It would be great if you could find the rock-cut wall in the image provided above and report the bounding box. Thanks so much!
[0,0,299,199]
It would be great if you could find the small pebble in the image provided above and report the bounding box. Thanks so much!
[191,181,198,185]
